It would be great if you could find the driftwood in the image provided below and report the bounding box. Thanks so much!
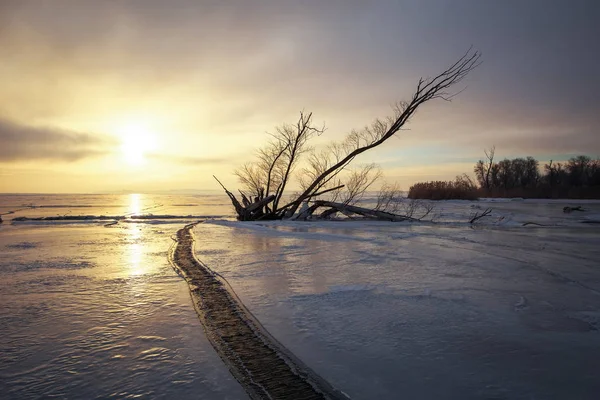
[214,176,279,221]
[246,195,276,213]
[273,184,345,216]
[469,208,492,223]
[234,194,276,221]
[239,191,250,207]
[294,200,418,222]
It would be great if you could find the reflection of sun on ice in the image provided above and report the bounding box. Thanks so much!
[126,194,146,276]
[128,223,145,276]
[129,193,141,215]
[118,122,157,166]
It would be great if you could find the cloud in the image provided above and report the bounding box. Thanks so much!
[0,118,115,162]
[147,153,232,165]
[1,0,599,178]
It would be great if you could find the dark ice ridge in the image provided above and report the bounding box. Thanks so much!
[169,222,348,400]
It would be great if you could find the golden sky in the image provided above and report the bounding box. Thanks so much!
[1,1,598,193]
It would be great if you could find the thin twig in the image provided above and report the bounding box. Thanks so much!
[469,208,492,223]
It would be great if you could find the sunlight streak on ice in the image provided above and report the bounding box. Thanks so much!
[129,193,142,215]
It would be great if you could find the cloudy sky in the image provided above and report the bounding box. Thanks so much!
[0,0,598,193]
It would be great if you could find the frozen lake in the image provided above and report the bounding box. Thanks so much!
[1,194,599,399]
[194,216,600,399]
[0,194,246,399]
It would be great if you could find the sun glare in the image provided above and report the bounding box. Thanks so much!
[118,122,157,166]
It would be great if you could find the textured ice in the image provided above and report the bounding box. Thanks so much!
[194,204,600,399]
[0,222,245,399]
[2,194,600,399]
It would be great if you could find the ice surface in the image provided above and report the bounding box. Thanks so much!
[2,194,600,399]
[194,205,600,399]
[0,222,245,399]
[0,193,232,222]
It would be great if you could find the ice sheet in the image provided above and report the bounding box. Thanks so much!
[0,223,245,399]
[195,212,600,399]
[2,195,599,399]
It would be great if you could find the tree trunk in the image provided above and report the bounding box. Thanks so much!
[295,200,417,222]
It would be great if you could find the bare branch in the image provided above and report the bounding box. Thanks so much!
[374,182,403,213]
[469,208,492,224]
[282,48,481,217]
[340,164,383,206]
[218,49,481,221]
[272,111,324,210]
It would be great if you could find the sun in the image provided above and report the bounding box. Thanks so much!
[118,122,157,166]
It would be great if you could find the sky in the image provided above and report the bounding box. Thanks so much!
[0,0,599,193]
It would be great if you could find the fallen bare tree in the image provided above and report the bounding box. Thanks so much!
[216,49,481,221]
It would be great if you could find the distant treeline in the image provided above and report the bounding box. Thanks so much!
[409,154,600,200]
[408,175,478,200]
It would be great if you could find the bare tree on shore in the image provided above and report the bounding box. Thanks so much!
[474,145,495,190]
[215,48,481,221]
